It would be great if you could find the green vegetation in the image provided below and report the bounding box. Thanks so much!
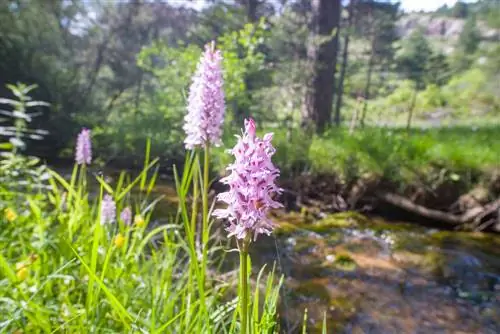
[214,125,500,186]
[0,86,283,333]
[0,158,281,332]
[0,1,499,332]
[0,0,498,164]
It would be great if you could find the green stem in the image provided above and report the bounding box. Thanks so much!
[239,240,249,334]
[81,163,87,192]
[190,153,199,249]
[201,143,210,287]
[189,153,199,302]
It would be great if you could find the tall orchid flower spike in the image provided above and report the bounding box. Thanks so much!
[120,207,132,225]
[75,128,92,165]
[101,195,116,225]
[183,41,225,150]
[213,118,283,241]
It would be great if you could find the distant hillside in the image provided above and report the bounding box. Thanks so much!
[397,14,499,41]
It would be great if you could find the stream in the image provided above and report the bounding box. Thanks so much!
[60,167,500,333]
[257,211,500,333]
[151,180,500,333]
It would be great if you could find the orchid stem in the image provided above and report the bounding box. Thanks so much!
[239,238,249,334]
[201,143,210,322]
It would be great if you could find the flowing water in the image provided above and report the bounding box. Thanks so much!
[147,179,500,333]
[255,211,500,333]
[66,167,500,333]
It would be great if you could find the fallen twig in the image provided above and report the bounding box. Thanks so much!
[376,191,500,229]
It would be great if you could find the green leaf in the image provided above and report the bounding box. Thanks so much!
[0,253,17,283]
[25,101,50,107]
[70,242,133,326]
[96,175,114,195]
[0,98,20,106]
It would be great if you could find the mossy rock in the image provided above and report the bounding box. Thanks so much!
[273,211,310,235]
[293,279,331,302]
[307,211,370,232]
[274,221,300,235]
[308,296,357,333]
[329,296,357,318]
[333,253,357,271]
[369,218,427,234]
[274,211,373,235]
[292,237,320,253]
[391,232,430,253]
[429,231,500,256]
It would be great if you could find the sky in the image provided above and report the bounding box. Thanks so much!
[399,0,467,12]
[178,1,475,13]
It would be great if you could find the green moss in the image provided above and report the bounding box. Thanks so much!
[369,218,426,233]
[422,251,447,277]
[310,296,357,333]
[294,280,331,302]
[274,211,371,235]
[428,231,500,261]
[430,231,500,247]
[292,238,318,253]
[307,212,370,233]
[333,253,357,271]
[274,221,300,235]
[329,296,357,316]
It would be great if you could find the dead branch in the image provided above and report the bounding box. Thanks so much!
[376,191,500,228]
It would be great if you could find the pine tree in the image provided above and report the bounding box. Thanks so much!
[459,15,480,54]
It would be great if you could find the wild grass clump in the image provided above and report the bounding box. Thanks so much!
[0,46,286,333]
[213,125,499,186]
[1,126,282,334]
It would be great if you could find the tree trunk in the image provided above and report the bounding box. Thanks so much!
[360,37,375,128]
[232,0,259,126]
[245,0,258,23]
[301,0,341,134]
[349,96,363,135]
[334,0,354,126]
[82,5,136,107]
[406,82,419,131]
[135,72,143,112]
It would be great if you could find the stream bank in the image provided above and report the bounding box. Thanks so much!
[54,164,500,333]
[279,171,500,233]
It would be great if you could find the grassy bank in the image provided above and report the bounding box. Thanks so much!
[214,125,499,185]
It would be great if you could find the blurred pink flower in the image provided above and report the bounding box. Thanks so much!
[120,207,132,225]
[213,118,282,241]
[75,128,92,165]
[101,195,116,225]
[184,41,225,149]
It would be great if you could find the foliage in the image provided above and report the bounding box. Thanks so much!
[1,1,499,331]
[396,27,433,85]
[218,19,269,123]
[426,53,451,86]
[443,68,500,115]
[0,83,49,152]
[0,84,50,202]
[0,0,498,159]
[0,140,283,334]
[451,1,469,18]
[101,19,270,164]
[213,125,500,186]
[452,14,481,72]
[459,15,481,55]
[436,0,500,29]
[419,84,447,110]
[92,43,201,163]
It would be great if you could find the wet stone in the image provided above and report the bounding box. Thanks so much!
[264,212,500,333]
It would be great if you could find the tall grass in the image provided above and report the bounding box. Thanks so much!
[0,140,282,333]
[212,125,500,184]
